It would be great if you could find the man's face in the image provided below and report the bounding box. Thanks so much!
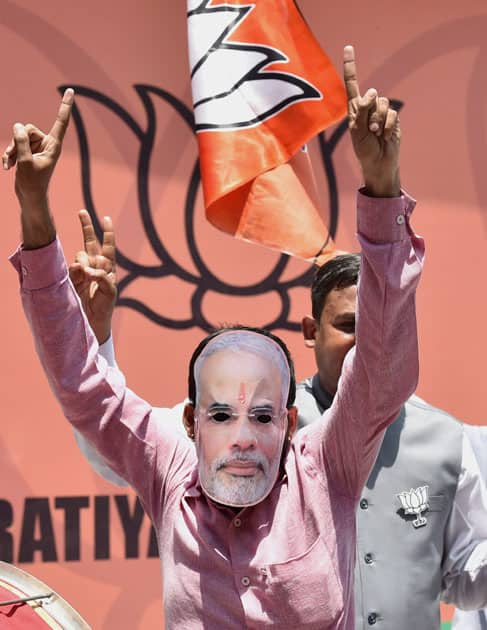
[194,349,288,508]
[302,284,357,395]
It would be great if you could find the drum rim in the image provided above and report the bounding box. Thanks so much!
[0,561,91,629]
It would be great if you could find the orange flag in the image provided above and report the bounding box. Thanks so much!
[187,0,347,264]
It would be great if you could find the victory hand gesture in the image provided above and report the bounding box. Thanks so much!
[69,210,117,345]
[344,46,401,197]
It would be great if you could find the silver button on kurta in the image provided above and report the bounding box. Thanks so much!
[241,576,250,587]
[234,518,241,527]
[396,214,406,225]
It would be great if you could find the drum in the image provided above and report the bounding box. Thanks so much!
[0,562,90,628]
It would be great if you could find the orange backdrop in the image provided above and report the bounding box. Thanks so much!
[0,1,485,627]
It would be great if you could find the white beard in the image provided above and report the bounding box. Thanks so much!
[204,468,270,507]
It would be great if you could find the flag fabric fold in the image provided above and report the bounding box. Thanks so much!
[187,0,347,264]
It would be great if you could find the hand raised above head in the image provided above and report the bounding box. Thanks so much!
[344,46,401,197]
[2,88,74,206]
[69,210,117,345]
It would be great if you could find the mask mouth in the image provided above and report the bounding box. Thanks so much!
[197,429,286,509]
[217,454,265,471]
[218,459,265,477]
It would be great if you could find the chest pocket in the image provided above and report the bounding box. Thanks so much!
[263,536,343,629]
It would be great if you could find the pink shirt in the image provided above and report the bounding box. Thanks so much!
[12,191,423,629]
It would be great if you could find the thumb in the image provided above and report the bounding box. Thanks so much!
[13,124,33,164]
[69,263,91,292]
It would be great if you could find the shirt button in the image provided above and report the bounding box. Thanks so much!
[234,518,241,527]
[21,266,28,276]
[241,576,250,587]
[364,553,374,564]
[360,498,368,510]
[396,214,405,225]
[368,612,378,625]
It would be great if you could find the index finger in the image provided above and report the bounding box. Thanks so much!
[78,209,100,257]
[49,88,74,142]
[343,45,360,101]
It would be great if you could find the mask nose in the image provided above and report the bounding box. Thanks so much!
[231,417,257,451]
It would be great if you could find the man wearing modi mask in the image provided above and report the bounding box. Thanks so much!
[5,46,424,628]
[187,328,295,509]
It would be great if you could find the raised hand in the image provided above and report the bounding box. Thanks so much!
[2,89,74,248]
[69,210,117,345]
[344,46,401,197]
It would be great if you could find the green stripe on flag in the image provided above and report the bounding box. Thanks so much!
[441,623,452,630]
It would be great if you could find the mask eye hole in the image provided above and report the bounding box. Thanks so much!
[255,413,273,424]
[210,411,232,423]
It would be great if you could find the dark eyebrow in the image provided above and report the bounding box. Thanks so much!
[208,402,232,411]
[250,404,274,411]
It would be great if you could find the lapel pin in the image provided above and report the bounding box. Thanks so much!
[397,485,429,528]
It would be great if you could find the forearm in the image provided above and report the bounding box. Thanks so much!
[20,196,56,250]
[363,165,401,198]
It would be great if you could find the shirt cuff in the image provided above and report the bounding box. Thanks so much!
[99,335,117,368]
[9,237,67,290]
[357,189,417,243]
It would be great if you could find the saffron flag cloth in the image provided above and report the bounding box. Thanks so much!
[187,0,347,264]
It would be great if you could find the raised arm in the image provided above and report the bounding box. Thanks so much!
[308,46,424,497]
[5,91,193,514]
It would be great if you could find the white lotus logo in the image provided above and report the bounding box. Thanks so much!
[397,485,429,528]
[187,0,322,131]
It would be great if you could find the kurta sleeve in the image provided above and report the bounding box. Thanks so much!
[304,190,424,498]
[10,238,195,521]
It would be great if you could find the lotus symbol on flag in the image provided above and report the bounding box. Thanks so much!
[188,0,322,131]
[397,485,429,528]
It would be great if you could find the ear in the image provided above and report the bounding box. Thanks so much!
[183,403,196,441]
[286,406,298,440]
[301,316,317,348]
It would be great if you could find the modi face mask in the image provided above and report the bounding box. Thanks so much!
[193,331,290,509]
